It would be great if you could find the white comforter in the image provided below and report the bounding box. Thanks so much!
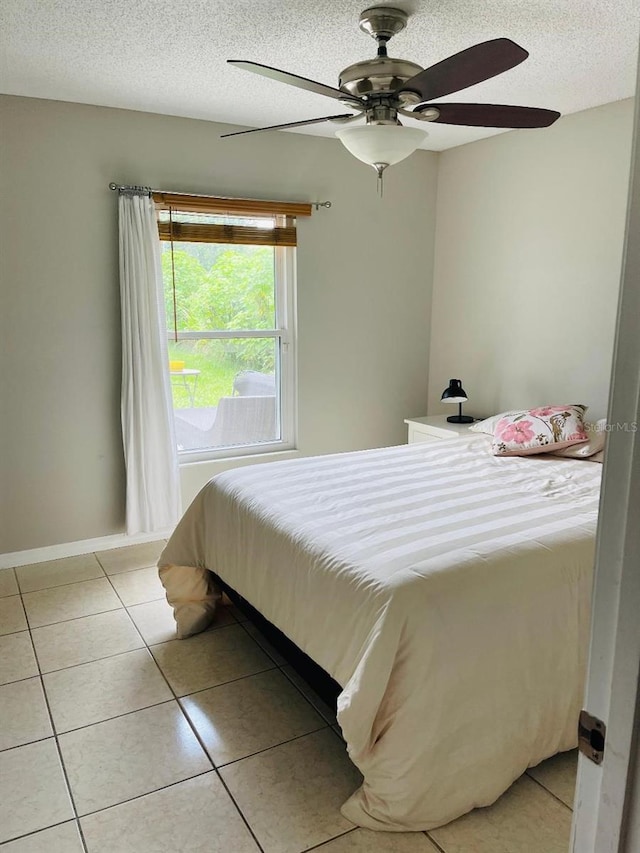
[159,435,601,830]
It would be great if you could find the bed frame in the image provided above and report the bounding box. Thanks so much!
[212,571,341,712]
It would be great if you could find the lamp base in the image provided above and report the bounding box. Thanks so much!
[446,415,474,424]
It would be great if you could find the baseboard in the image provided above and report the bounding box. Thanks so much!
[0,529,173,570]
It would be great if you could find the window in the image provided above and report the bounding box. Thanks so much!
[156,193,309,459]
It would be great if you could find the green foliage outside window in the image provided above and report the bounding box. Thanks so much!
[162,243,276,373]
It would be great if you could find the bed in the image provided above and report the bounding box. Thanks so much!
[158,433,601,831]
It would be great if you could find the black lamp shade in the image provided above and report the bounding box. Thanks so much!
[440,379,473,424]
[441,379,468,404]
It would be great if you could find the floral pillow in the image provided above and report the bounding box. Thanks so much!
[492,405,589,456]
[469,411,520,436]
[550,418,607,458]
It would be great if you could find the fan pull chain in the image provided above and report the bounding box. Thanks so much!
[373,163,386,198]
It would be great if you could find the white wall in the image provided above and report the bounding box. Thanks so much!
[428,99,634,421]
[0,95,438,554]
[2,94,634,556]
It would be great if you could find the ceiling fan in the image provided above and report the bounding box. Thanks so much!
[222,6,560,190]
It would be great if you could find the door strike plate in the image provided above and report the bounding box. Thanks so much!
[578,710,606,765]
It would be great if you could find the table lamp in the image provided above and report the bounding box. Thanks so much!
[441,379,473,424]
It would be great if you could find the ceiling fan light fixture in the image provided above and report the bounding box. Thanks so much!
[335,124,427,170]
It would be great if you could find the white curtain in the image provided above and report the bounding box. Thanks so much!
[118,191,181,534]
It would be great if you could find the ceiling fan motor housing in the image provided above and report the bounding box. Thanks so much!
[339,56,424,101]
[341,8,424,107]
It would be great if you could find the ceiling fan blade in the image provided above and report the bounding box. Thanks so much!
[220,114,356,138]
[400,38,528,102]
[419,102,561,128]
[228,60,363,105]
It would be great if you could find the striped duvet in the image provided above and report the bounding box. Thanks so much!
[159,434,601,830]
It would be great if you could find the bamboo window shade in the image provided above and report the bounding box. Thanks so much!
[154,192,312,247]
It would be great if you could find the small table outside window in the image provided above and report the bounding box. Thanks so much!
[170,368,200,407]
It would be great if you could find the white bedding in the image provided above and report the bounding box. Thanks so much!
[159,435,601,830]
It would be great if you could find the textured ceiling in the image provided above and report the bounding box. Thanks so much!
[1,0,638,151]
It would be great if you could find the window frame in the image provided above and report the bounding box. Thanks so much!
[161,224,298,463]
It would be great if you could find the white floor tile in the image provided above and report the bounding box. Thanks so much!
[0,821,84,852]
[96,541,165,575]
[0,739,74,843]
[221,728,361,853]
[59,701,212,815]
[150,624,274,696]
[0,632,39,686]
[317,828,441,851]
[108,565,166,606]
[127,597,236,646]
[23,578,122,628]
[125,598,180,645]
[0,677,53,751]
[0,595,28,635]
[32,610,143,673]
[0,568,19,598]
[527,749,578,808]
[16,554,103,593]
[428,775,572,853]
[81,772,259,853]
[241,621,287,666]
[1,544,580,851]
[44,648,173,732]
[181,668,326,765]
[281,665,337,725]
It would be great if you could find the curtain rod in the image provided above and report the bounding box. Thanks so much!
[108,182,332,209]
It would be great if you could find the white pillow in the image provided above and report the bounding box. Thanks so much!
[550,418,607,458]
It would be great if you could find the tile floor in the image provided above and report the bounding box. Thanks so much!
[0,541,577,852]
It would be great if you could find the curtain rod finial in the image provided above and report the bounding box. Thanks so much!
[109,182,118,191]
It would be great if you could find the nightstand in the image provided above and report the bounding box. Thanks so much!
[404,414,477,444]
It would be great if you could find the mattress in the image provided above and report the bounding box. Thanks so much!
[159,434,601,830]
